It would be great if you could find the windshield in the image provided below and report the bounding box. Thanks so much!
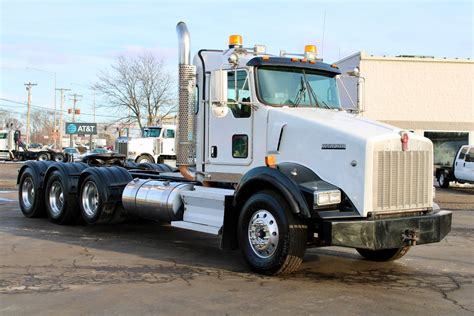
[93,148,107,153]
[65,148,78,154]
[143,128,162,138]
[257,66,341,109]
[0,133,7,139]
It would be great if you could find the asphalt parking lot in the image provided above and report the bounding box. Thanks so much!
[0,162,473,315]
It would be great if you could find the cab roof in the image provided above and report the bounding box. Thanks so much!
[247,56,341,75]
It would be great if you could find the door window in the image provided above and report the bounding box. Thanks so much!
[227,70,251,118]
[165,129,175,139]
[458,147,468,160]
[232,134,248,158]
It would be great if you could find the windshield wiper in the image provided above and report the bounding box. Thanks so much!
[290,76,306,107]
[302,70,333,109]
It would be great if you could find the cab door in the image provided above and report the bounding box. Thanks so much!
[205,69,253,177]
[454,146,469,180]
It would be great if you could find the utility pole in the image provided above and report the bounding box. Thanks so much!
[56,88,70,150]
[69,93,82,147]
[24,82,38,146]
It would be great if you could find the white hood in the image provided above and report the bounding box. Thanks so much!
[267,107,431,216]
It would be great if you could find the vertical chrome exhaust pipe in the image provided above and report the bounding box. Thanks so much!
[176,22,197,180]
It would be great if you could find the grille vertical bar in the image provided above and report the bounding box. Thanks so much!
[374,150,431,212]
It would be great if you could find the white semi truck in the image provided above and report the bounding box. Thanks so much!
[0,129,66,162]
[126,125,176,164]
[16,22,451,275]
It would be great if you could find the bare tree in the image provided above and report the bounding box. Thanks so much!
[0,112,23,130]
[94,52,176,136]
[30,109,54,144]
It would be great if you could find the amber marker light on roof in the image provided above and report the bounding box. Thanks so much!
[331,63,338,68]
[309,60,316,64]
[262,56,270,60]
[301,58,308,63]
[229,35,243,47]
[291,57,298,62]
[304,45,317,53]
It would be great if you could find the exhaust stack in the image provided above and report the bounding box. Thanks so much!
[176,22,197,178]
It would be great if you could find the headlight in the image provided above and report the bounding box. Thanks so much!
[314,190,341,207]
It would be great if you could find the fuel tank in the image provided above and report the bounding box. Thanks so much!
[122,179,194,222]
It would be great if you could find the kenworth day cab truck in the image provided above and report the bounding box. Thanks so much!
[126,125,177,164]
[17,22,451,275]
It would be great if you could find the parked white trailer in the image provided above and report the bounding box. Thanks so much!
[16,22,452,275]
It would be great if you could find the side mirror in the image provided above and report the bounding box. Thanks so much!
[210,69,228,117]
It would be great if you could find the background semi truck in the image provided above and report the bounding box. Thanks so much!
[125,125,176,164]
[16,22,452,275]
[0,129,65,162]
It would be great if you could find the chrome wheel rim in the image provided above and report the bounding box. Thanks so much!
[140,157,150,163]
[38,154,48,161]
[248,210,279,258]
[82,181,99,218]
[439,174,445,186]
[48,181,64,217]
[21,177,34,209]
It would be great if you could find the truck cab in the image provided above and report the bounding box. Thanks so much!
[454,145,474,183]
[127,125,176,164]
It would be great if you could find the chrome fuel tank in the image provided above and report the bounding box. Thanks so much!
[122,179,194,222]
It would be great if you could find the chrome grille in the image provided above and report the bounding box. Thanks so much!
[373,150,431,212]
[115,140,128,156]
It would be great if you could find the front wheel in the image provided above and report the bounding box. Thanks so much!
[136,154,154,164]
[237,190,307,275]
[356,247,410,262]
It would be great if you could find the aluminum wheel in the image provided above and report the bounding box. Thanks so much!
[248,209,279,259]
[38,153,49,161]
[82,181,99,218]
[21,177,35,209]
[48,181,64,217]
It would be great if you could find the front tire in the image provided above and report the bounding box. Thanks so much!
[37,152,50,161]
[237,190,307,275]
[136,154,154,164]
[356,247,410,262]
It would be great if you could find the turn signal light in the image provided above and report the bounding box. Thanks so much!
[265,155,277,168]
[229,35,243,47]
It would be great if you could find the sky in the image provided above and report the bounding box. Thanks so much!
[0,0,472,124]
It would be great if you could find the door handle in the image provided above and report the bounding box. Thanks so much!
[211,146,217,158]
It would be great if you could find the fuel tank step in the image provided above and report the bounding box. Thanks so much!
[171,187,234,234]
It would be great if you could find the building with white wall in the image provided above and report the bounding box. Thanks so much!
[336,52,473,166]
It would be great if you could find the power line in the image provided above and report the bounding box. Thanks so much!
[0,98,123,118]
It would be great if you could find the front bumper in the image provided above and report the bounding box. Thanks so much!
[322,210,452,250]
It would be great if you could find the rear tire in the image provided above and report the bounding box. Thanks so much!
[237,190,307,275]
[438,171,450,188]
[54,153,66,162]
[18,168,45,218]
[37,152,50,161]
[356,247,410,262]
[45,170,80,224]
